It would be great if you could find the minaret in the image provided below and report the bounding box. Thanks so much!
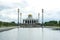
[38,13,40,23]
[18,8,19,26]
[20,13,22,24]
[42,9,44,27]
[42,8,44,40]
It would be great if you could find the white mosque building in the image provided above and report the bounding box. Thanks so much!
[23,14,39,24]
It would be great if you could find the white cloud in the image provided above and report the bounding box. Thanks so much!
[0,0,60,23]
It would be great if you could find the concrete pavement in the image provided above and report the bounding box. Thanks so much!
[0,26,17,32]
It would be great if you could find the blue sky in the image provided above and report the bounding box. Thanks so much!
[0,0,60,23]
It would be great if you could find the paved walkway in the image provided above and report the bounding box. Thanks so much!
[0,26,17,32]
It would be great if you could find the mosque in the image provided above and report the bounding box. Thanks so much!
[18,9,41,27]
[20,14,41,27]
[23,14,38,24]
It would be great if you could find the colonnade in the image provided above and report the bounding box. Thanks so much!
[23,20,38,24]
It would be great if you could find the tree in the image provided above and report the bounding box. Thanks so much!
[10,21,16,26]
[59,21,60,26]
[0,21,2,27]
[44,21,58,26]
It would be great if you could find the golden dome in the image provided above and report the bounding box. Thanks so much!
[28,14,32,16]
[28,14,32,18]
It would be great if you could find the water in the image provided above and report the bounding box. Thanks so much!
[0,27,60,40]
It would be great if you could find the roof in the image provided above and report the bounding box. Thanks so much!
[23,14,38,20]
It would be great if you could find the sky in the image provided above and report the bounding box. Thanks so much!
[0,0,60,23]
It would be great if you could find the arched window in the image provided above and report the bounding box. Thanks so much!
[32,20,33,24]
[30,20,31,24]
[25,20,27,24]
[28,20,29,24]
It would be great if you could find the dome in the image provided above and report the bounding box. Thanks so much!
[28,14,32,17]
[28,14,32,19]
